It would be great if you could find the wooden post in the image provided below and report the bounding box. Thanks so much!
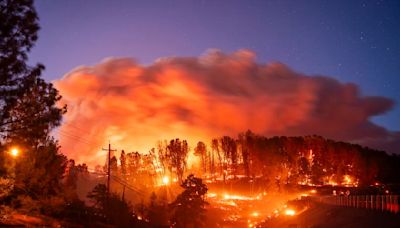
[389,195,393,213]
[387,195,390,212]
[376,195,380,210]
[356,195,359,208]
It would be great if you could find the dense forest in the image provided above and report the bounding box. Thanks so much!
[101,131,400,194]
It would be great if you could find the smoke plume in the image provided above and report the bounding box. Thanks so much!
[54,49,399,165]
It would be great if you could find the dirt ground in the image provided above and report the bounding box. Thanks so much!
[261,202,400,228]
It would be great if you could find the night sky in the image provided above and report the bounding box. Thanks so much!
[30,0,399,131]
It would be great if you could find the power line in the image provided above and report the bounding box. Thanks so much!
[57,131,96,146]
[56,129,99,145]
[77,168,145,196]
[111,175,144,196]
[59,122,94,135]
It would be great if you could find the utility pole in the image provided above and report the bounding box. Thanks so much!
[122,185,126,201]
[102,142,117,195]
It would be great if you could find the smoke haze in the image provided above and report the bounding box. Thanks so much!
[54,50,399,165]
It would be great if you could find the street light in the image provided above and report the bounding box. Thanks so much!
[9,147,19,158]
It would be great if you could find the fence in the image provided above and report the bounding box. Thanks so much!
[317,195,400,214]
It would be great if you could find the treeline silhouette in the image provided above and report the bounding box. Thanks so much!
[204,131,400,187]
[104,131,400,194]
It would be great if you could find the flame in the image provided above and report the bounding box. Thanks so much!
[223,194,255,201]
[162,176,170,185]
[251,211,259,217]
[284,209,296,216]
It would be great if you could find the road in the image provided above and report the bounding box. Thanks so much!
[261,202,400,228]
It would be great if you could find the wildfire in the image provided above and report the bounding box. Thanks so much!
[223,194,255,201]
[162,176,170,185]
[328,180,338,186]
[207,192,217,198]
[284,209,296,216]
[341,175,358,187]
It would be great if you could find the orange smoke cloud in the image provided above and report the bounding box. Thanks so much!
[54,49,399,166]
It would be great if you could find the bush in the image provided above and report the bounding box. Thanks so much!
[12,195,40,215]
[0,177,14,199]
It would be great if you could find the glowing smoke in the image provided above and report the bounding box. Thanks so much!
[54,49,399,165]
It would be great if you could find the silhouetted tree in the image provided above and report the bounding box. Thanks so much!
[147,192,169,226]
[194,141,207,174]
[0,0,42,132]
[220,136,238,179]
[87,183,140,227]
[64,160,89,200]
[13,139,67,198]
[126,151,141,181]
[167,139,189,183]
[120,150,127,180]
[110,156,118,176]
[211,138,223,178]
[0,0,66,199]
[170,175,208,228]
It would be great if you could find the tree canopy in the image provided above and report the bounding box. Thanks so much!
[0,0,66,200]
[170,174,208,228]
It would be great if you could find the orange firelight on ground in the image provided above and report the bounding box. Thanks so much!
[251,211,259,217]
[284,209,296,216]
[343,175,352,184]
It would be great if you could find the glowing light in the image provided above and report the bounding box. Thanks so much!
[310,189,317,194]
[207,192,217,198]
[223,194,255,201]
[10,148,19,157]
[162,176,169,185]
[221,200,237,206]
[330,181,338,186]
[251,211,259,217]
[284,209,296,216]
[340,175,358,187]
[343,175,352,184]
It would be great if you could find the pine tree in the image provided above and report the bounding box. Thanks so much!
[0,0,67,198]
[170,174,208,227]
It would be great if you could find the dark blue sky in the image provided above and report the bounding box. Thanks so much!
[30,0,400,130]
